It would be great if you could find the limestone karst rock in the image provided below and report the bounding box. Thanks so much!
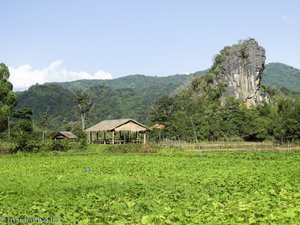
[212,39,269,106]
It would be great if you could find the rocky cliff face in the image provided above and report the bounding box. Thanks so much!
[212,39,269,106]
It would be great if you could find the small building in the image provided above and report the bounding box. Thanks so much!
[151,123,166,142]
[85,118,150,144]
[51,131,77,140]
[151,123,165,130]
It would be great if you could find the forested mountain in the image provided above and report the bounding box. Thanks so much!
[262,63,300,92]
[15,63,300,131]
[15,73,201,130]
[50,63,300,93]
[16,84,77,130]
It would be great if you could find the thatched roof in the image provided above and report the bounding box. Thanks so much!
[85,119,150,132]
[151,123,165,129]
[51,131,77,139]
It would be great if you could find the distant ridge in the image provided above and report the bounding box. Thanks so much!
[52,74,191,92]
[47,63,300,93]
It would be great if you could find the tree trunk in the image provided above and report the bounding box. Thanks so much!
[189,116,198,144]
[42,127,46,141]
[81,113,85,131]
[7,117,10,140]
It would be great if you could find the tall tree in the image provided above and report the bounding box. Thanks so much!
[13,108,33,135]
[12,108,34,152]
[0,63,17,136]
[74,91,94,131]
[274,97,300,143]
[38,109,52,140]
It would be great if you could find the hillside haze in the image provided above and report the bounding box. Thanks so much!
[15,63,300,130]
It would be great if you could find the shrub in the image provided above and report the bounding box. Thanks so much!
[0,141,16,153]
[11,134,41,153]
[240,45,249,59]
[49,140,71,152]
[12,141,41,153]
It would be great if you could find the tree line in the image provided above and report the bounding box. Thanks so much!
[0,63,91,152]
[1,61,300,153]
[150,76,300,144]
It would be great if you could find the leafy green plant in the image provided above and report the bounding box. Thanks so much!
[0,149,299,224]
[106,144,158,153]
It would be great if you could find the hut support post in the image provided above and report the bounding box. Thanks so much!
[112,131,115,144]
[143,133,146,144]
[88,131,92,144]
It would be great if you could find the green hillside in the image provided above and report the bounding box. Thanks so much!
[262,63,300,92]
[16,84,78,130]
[15,73,196,130]
[15,63,300,131]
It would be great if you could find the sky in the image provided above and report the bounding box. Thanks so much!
[0,0,299,91]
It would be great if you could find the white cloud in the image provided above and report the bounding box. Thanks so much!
[281,15,296,25]
[9,60,113,91]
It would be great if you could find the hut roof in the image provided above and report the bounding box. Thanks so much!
[51,131,77,139]
[85,119,150,132]
[151,123,165,129]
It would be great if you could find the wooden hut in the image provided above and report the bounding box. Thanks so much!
[85,119,150,144]
[51,131,77,140]
[151,123,165,129]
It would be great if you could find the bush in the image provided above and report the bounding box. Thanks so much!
[12,141,41,153]
[0,141,16,153]
[49,140,71,152]
[72,129,88,150]
[11,134,41,153]
[79,137,87,150]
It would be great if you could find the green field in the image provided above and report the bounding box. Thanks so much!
[0,146,299,224]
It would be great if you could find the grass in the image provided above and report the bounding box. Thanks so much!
[159,140,300,151]
[0,145,299,224]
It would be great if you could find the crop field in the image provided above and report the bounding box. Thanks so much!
[0,146,299,224]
